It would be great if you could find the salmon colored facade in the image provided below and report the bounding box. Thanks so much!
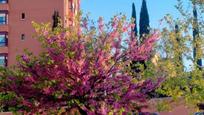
[0,0,80,66]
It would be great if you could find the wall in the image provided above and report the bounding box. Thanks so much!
[8,0,65,65]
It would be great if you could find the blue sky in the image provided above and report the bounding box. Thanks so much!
[81,0,181,29]
[81,0,195,71]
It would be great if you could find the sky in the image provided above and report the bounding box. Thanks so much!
[81,0,181,29]
[81,0,195,71]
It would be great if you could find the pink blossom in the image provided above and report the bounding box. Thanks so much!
[1,16,161,114]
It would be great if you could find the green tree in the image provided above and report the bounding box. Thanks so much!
[192,3,202,68]
[155,0,204,111]
[175,24,184,70]
[52,11,60,29]
[132,3,138,37]
[139,0,150,40]
[0,15,160,114]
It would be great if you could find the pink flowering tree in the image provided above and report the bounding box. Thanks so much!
[0,15,160,114]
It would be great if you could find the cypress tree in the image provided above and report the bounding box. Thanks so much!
[132,3,138,37]
[139,0,150,41]
[131,3,144,79]
[193,4,202,67]
[130,0,150,77]
[131,0,150,75]
[175,24,183,70]
[52,11,60,30]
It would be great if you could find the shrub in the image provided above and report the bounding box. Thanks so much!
[0,16,160,114]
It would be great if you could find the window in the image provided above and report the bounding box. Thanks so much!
[21,13,25,20]
[0,0,7,3]
[21,34,25,40]
[0,33,7,46]
[0,12,7,24]
[0,54,7,67]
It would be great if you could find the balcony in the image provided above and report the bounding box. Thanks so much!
[0,46,8,53]
[0,24,8,31]
[0,3,8,11]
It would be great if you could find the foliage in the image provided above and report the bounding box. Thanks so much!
[154,0,204,110]
[0,15,160,114]
[139,0,150,40]
[132,3,138,37]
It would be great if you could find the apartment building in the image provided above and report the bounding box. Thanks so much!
[0,0,80,67]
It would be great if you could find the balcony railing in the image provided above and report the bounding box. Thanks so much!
[0,2,8,11]
[0,24,8,32]
[0,45,8,53]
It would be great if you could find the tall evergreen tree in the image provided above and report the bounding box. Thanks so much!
[131,0,150,77]
[131,3,144,79]
[52,11,60,30]
[139,0,150,41]
[192,4,202,67]
[132,3,138,37]
[175,24,183,70]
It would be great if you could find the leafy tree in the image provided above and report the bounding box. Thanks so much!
[0,15,160,114]
[154,0,204,110]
